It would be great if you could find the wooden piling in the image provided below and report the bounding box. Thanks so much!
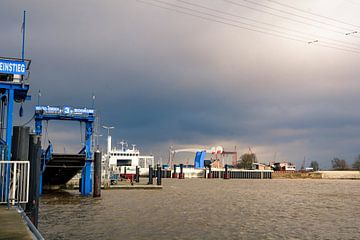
[93,151,101,197]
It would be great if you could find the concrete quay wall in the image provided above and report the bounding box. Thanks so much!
[319,171,360,179]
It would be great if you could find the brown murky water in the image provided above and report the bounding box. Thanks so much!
[39,179,360,239]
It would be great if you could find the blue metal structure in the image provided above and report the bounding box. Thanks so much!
[194,151,206,168]
[34,106,95,196]
[0,57,31,203]
[38,143,53,194]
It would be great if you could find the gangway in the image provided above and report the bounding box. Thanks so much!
[34,106,94,196]
[42,153,86,186]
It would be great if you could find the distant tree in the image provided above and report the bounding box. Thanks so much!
[310,161,319,171]
[353,155,360,170]
[236,153,257,169]
[331,158,348,170]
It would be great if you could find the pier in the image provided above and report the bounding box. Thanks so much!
[159,167,272,179]
[0,206,43,240]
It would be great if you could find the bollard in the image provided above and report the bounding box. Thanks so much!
[135,166,140,183]
[224,164,230,179]
[172,164,178,178]
[179,164,185,179]
[26,134,41,227]
[93,151,102,197]
[156,164,162,185]
[208,165,213,179]
[148,165,153,185]
[12,126,30,161]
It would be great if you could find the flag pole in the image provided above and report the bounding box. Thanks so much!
[22,10,26,61]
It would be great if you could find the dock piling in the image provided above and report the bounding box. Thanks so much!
[172,164,178,178]
[224,164,230,179]
[179,164,184,179]
[156,164,162,185]
[135,166,140,183]
[208,165,213,179]
[93,151,101,197]
[26,133,41,227]
[148,165,153,185]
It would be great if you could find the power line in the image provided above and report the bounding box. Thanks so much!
[155,0,321,42]
[138,0,305,42]
[137,0,360,54]
[222,0,352,36]
[154,0,309,38]
[153,0,360,51]
[241,0,357,31]
[266,0,360,28]
[177,0,360,49]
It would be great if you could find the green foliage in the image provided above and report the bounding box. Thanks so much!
[353,155,360,170]
[310,161,319,171]
[236,153,257,169]
[331,158,348,170]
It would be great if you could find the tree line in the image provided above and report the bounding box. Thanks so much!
[235,153,360,170]
[331,156,360,170]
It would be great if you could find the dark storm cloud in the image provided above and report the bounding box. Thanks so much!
[2,0,360,168]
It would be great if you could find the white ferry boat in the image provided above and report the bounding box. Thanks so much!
[103,135,154,178]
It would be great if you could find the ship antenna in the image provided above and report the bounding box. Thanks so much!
[120,140,125,151]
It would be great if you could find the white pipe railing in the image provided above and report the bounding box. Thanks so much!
[0,161,30,205]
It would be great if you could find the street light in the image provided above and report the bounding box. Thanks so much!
[102,125,114,136]
[102,125,114,153]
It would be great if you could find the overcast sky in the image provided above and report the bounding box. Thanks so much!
[1,0,360,168]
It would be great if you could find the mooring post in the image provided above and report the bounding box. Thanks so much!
[93,151,101,197]
[148,165,153,185]
[26,133,41,227]
[208,165,213,179]
[12,126,30,162]
[172,164,177,178]
[179,163,184,179]
[224,164,230,179]
[156,164,162,185]
[135,166,140,183]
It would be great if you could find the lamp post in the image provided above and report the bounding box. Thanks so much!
[102,125,114,154]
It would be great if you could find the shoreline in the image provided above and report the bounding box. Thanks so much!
[273,170,360,179]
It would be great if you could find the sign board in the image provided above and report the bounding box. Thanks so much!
[35,106,94,116]
[0,59,27,75]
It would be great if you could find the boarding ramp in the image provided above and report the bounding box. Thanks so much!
[42,153,85,186]
[35,105,95,196]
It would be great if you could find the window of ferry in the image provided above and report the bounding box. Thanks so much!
[117,160,131,166]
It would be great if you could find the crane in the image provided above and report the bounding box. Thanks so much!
[168,146,223,169]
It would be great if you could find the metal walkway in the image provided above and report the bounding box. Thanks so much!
[42,154,85,186]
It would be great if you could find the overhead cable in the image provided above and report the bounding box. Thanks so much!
[266,0,360,28]
[223,0,353,36]
[177,0,360,49]
[241,0,357,32]
[137,0,360,54]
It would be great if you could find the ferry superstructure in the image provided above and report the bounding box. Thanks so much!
[104,135,154,176]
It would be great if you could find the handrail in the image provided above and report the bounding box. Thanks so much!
[16,205,45,240]
[0,161,30,204]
